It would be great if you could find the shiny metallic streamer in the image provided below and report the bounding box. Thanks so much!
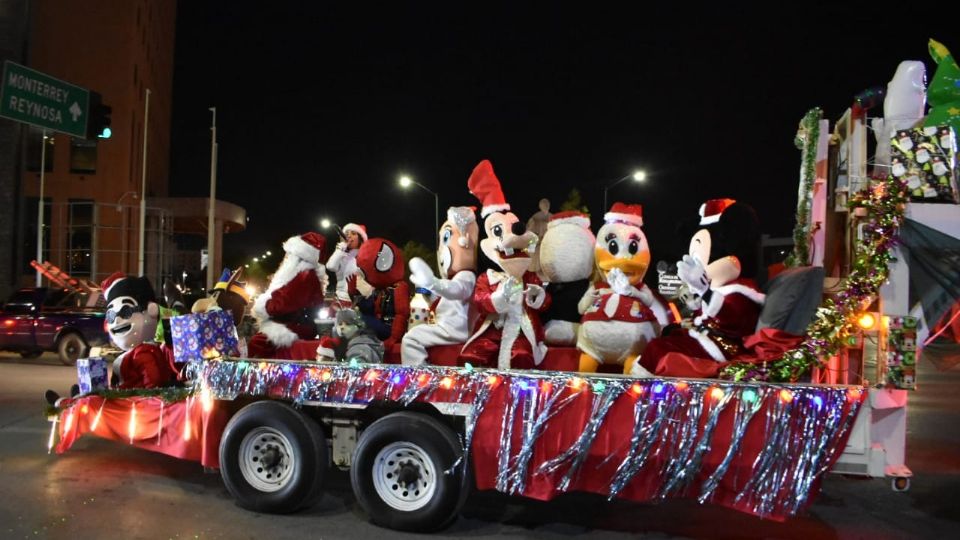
[495,380,522,492]
[506,376,581,495]
[656,383,706,499]
[659,383,733,498]
[535,381,623,492]
[607,385,683,499]
[698,385,769,503]
[734,387,795,517]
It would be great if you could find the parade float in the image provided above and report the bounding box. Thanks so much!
[44,39,960,533]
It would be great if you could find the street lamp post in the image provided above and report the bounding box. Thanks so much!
[399,175,439,248]
[603,170,647,212]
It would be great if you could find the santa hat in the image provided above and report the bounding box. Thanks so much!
[317,336,339,359]
[547,210,591,230]
[467,160,510,218]
[604,202,643,227]
[342,223,368,242]
[699,198,737,225]
[282,232,326,263]
[214,267,251,302]
[100,271,156,305]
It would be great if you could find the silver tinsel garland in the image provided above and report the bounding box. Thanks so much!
[198,358,863,519]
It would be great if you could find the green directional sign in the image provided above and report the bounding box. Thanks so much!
[0,61,89,138]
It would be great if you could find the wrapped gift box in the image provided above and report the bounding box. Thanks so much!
[890,125,958,204]
[886,316,919,390]
[76,357,109,394]
[171,310,240,364]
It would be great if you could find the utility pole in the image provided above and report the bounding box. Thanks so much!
[206,107,217,291]
[35,130,47,286]
[138,88,151,276]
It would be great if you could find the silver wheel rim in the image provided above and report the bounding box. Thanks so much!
[372,441,437,511]
[238,427,295,493]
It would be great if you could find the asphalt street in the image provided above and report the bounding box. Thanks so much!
[0,352,957,539]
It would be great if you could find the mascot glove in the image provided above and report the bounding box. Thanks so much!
[607,268,641,298]
[492,276,524,312]
[408,257,438,290]
[677,254,710,296]
[354,275,375,298]
[525,284,546,309]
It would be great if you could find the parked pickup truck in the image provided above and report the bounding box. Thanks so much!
[0,287,110,365]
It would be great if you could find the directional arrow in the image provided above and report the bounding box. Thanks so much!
[69,102,82,122]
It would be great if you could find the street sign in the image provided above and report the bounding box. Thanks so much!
[0,61,89,138]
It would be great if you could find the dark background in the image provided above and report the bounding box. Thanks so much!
[168,3,955,271]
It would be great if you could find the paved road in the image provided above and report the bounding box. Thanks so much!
[1,352,958,539]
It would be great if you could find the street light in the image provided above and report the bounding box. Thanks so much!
[320,218,332,229]
[603,169,647,212]
[398,175,439,247]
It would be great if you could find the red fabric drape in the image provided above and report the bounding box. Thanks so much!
[55,395,227,469]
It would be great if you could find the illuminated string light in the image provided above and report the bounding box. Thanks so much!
[91,400,106,431]
[182,398,192,441]
[128,403,137,443]
[630,383,645,397]
[364,370,380,382]
[569,377,585,391]
[709,387,725,400]
[80,404,89,415]
[674,382,688,391]
[486,375,501,387]
[742,388,758,403]
[201,386,214,413]
[779,389,794,404]
[47,416,58,453]
[440,376,454,390]
[320,370,333,382]
[847,388,862,402]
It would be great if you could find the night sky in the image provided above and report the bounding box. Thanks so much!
[168,4,954,272]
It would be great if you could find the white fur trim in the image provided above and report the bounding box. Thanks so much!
[342,223,368,241]
[283,235,320,263]
[525,285,546,309]
[604,211,643,227]
[316,344,335,358]
[481,203,510,218]
[259,320,299,348]
[713,283,766,305]
[544,320,579,346]
[688,328,727,361]
[547,215,590,229]
[699,203,721,225]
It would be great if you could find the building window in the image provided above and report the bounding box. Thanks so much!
[70,138,97,174]
[25,128,54,172]
[67,200,94,276]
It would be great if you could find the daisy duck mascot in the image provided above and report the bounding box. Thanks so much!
[576,203,669,374]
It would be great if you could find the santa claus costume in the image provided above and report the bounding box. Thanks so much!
[326,223,367,303]
[638,199,765,377]
[401,206,479,365]
[248,232,328,359]
[460,160,551,370]
[100,272,178,389]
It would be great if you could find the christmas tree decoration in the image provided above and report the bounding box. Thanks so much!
[786,108,822,267]
[925,39,960,136]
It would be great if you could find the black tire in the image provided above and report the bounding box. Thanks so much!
[19,350,43,359]
[56,333,88,365]
[350,411,468,532]
[219,401,327,514]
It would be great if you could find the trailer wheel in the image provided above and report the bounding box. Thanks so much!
[57,333,88,365]
[351,412,467,532]
[219,401,327,513]
[892,476,911,492]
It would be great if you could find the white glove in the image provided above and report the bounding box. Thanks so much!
[355,274,375,298]
[408,257,437,290]
[336,241,348,252]
[677,254,710,296]
[525,284,545,308]
[607,267,637,297]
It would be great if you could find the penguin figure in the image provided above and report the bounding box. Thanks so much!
[636,199,765,378]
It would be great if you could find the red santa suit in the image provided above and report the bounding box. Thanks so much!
[578,281,665,367]
[639,278,765,376]
[115,343,178,389]
[249,233,328,359]
[460,270,551,370]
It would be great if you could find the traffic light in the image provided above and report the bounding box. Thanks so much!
[86,91,112,139]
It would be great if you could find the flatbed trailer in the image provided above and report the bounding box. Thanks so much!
[51,357,865,532]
